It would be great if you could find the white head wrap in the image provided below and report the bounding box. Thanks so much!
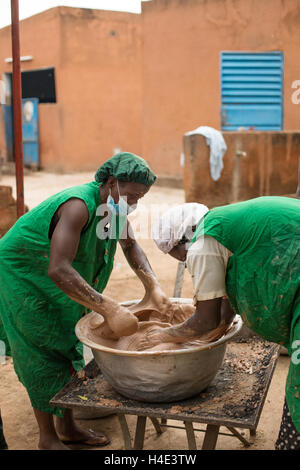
[152,203,209,254]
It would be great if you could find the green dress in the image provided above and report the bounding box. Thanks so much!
[192,196,300,432]
[0,182,123,416]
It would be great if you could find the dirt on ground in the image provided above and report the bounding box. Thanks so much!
[0,171,290,450]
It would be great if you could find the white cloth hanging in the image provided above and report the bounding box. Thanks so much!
[185,126,227,181]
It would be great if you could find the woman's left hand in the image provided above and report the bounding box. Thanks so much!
[128,283,173,320]
[149,285,173,316]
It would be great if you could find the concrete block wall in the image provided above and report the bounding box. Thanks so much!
[183,131,300,208]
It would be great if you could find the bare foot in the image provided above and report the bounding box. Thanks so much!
[57,427,110,447]
[38,436,71,450]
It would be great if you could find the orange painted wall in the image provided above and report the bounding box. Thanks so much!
[0,8,62,166]
[57,8,142,172]
[0,7,142,172]
[1,2,300,177]
[141,0,300,177]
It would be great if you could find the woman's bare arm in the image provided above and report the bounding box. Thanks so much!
[48,199,137,337]
[119,222,172,314]
[159,298,223,342]
[140,297,235,349]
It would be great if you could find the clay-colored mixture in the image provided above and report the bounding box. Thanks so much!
[85,302,227,352]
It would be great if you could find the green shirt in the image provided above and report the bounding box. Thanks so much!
[191,196,300,432]
[0,182,123,415]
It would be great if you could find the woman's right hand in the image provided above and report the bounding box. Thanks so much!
[95,296,138,338]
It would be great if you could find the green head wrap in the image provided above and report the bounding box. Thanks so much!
[95,152,156,186]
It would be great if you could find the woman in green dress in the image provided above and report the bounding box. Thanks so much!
[0,152,170,450]
[151,193,300,450]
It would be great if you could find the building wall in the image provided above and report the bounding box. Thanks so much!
[184,131,300,208]
[142,0,300,177]
[0,8,63,167]
[57,8,142,172]
[0,7,142,172]
[1,2,300,177]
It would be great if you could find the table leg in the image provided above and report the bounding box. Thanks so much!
[226,426,251,447]
[249,428,256,444]
[118,414,132,450]
[150,417,163,435]
[202,424,220,450]
[134,416,147,450]
[184,421,197,450]
[173,261,186,298]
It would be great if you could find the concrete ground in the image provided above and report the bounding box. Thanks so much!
[0,171,290,450]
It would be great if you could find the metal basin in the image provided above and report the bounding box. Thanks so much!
[75,298,243,403]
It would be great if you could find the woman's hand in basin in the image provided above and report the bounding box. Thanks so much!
[148,285,173,317]
[95,295,138,338]
[136,326,185,351]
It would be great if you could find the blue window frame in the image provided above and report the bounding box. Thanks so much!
[221,52,284,131]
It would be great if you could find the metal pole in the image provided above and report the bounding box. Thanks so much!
[11,0,25,217]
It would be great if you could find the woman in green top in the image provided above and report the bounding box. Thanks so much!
[0,152,170,450]
[151,193,300,450]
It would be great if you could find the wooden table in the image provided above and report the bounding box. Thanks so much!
[50,338,279,450]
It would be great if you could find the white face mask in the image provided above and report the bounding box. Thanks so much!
[107,181,136,215]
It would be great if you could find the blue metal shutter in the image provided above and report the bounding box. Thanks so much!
[221,52,283,130]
